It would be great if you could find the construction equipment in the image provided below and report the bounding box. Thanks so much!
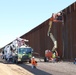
[44,12,63,62]
[2,37,33,63]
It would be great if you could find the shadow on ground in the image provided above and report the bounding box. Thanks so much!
[18,63,52,75]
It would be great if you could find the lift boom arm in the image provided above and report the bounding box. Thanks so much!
[47,13,63,51]
[47,19,57,51]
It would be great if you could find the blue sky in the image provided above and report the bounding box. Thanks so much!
[0,0,75,48]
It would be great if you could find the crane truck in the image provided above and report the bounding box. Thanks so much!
[44,12,63,62]
[2,38,33,63]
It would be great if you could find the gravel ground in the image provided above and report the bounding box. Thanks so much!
[37,61,76,75]
[19,58,76,75]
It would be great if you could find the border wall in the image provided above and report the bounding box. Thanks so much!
[21,2,76,60]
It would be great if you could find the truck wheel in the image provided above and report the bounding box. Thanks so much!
[2,56,4,59]
[44,57,47,62]
[12,59,15,63]
[13,58,18,64]
[29,59,31,63]
[44,57,49,62]
[15,60,18,64]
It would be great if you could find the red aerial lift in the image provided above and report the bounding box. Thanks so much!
[44,12,63,62]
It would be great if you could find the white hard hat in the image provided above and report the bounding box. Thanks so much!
[57,12,61,16]
[32,56,35,58]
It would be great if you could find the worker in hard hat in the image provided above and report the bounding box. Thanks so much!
[52,50,59,62]
[52,50,57,63]
[31,56,37,68]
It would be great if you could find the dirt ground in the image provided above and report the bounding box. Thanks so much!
[0,63,34,75]
[0,56,76,75]
[0,55,34,75]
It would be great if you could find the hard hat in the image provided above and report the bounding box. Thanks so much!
[57,12,61,16]
[32,56,35,58]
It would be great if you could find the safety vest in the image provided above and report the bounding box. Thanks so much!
[52,53,56,58]
[31,59,37,66]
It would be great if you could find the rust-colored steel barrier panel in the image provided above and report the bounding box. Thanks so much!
[21,2,76,60]
[1,2,75,61]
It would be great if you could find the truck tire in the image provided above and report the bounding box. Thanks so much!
[44,57,49,62]
[13,58,18,64]
[44,57,47,62]
[15,60,18,64]
[12,58,15,63]
[29,59,31,63]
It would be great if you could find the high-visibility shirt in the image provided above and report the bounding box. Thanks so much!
[52,53,56,58]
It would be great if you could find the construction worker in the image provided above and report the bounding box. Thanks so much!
[52,52,56,62]
[31,56,37,68]
[74,58,76,64]
[52,49,60,62]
